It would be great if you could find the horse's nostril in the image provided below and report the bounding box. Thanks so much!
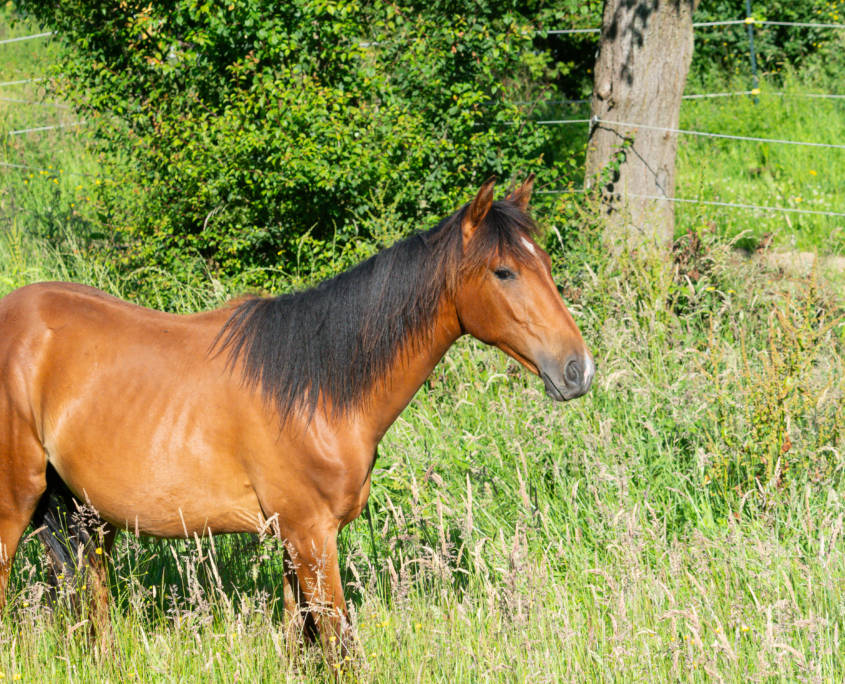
[565,358,583,386]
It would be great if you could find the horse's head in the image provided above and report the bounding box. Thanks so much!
[454,175,594,401]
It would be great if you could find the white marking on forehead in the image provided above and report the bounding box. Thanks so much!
[521,237,536,255]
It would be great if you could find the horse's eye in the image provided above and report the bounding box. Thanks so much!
[494,268,513,281]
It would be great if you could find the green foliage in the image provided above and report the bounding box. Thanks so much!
[702,269,845,496]
[3,208,844,682]
[15,0,559,290]
[691,0,844,80]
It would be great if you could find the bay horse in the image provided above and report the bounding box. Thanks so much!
[0,175,593,655]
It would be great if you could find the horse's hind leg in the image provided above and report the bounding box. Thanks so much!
[33,469,117,636]
[85,522,117,639]
[0,435,47,610]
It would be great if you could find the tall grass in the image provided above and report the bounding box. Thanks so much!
[1,211,843,682]
[1,9,844,683]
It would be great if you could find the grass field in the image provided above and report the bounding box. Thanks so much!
[1,11,845,684]
[541,73,845,254]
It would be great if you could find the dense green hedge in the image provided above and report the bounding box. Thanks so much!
[16,0,578,289]
[14,0,839,291]
[691,0,842,81]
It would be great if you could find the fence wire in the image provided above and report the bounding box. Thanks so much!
[0,160,101,178]
[8,122,87,136]
[534,116,845,151]
[0,78,46,88]
[535,188,845,218]
[0,31,54,46]
[549,18,845,34]
[0,96,68,108]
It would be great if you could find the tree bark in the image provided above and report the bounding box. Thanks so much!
[585,0,699,249]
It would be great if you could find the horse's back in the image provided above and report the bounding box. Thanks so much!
[0,282,267,537]
[0,281,212,414]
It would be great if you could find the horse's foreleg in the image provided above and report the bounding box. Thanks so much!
[0,436,48,611]
[0,511,37,611]
[283,527,353,663]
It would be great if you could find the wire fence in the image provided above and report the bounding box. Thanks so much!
[0,31,54,46]
[2,16,845,223]
[548,18,845,34]
[0,160,101,178]
[0,96,68,108]
[586,116,845,150]
[0,77,46,88]
[529,115,845,152]
[535,187,845,219]
[481,89,845,107]
[8,122,87,136]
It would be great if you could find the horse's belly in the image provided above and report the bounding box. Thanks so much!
[49,439,265,537]
[41,358,268,538]
[0,282,274,538]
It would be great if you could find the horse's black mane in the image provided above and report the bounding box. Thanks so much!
[214,199,541,424]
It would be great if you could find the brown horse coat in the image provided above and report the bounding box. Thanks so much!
[0,176,593,652]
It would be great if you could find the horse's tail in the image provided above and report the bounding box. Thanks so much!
[31,465,86,585]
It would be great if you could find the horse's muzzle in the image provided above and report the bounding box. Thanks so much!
[540,354,594,401]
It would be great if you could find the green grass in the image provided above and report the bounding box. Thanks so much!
[676,73,845,252]
[1,10,844,684]
[540,69,845,253]
[1,204,844,682]
[0,11,104,253]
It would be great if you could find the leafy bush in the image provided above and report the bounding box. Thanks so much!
[16,0,558,290]
[691,0,842,81]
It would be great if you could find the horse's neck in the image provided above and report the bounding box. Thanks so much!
[360,298,462,444]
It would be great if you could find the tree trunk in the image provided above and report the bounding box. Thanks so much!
[585,0,699,249]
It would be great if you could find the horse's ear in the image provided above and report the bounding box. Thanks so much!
[462,175,496,243]
[505,173,535,211]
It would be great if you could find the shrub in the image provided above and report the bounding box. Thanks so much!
[701,268,845,497]
[17,0,558,291]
